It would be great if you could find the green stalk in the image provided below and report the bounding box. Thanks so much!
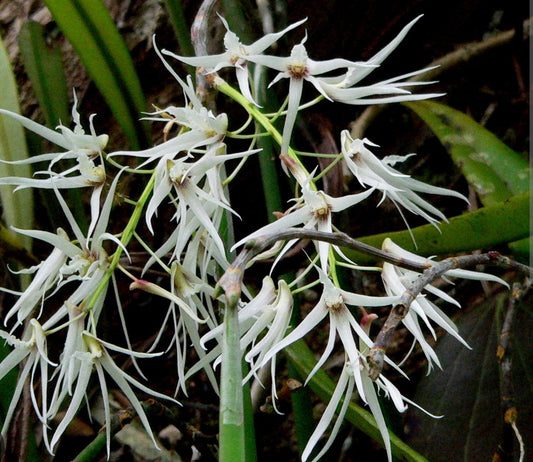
[86,172,156,310]
[215,78,304,170]
[163,0,195,75]
[219,298,246,461]
[242,363,258,462]
[256,66,283,220]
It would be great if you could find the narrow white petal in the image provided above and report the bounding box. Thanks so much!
[258,301,328,370]
[0,109,70,149]
[361,375,393,462]
[50,357,93,451]
[281,78,304,155]
[11,228,79,258]
[302,366,352,461]
[248,17,307,54]
[232,207,311,249]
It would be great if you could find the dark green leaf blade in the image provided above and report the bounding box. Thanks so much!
[18,21,70,127]
[43,0,149,148]
[405,101,530,205]
[405,293,533,462]
[344,191,530,265]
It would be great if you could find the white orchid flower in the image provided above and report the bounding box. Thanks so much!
[318,66,443,105]
[109,112,227,169]
[163,16,307,105]
[317,16,442,104]
[340,130,468,228]
[0,155,105,191]
[48,331,177,457]
[194,277,293,410]
[381,238,507,370]
[110,51,228,169]
[303,301,434,462]
[1,236,68,326]
[184,276,279,389]
[2,172,124,327]
[0,320,55,440]
[249,41,367,155]
[0,92,108,188]
[301,358,412,462]
[145,143,259,234]
[234,179,374,271]
[252,268,399,392]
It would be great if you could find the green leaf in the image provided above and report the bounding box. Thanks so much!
[17,20,90,233]
[43,0,150,149]
[344,191,530,265]
[405,101,530,205]
[0,36,34,251]
[163,1,195,62]
[405,292,533,461]
[18,21,70,127]
[405,100,530,260]
[286,341,428,462]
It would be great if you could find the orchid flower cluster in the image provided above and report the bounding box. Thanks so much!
[0,14,506,461]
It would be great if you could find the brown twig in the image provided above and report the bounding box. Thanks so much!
[215,228,429,304]
[217,231,532,382]
[493,280,531,462]
[366,252,532,380]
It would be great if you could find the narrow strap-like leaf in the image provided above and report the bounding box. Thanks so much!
[0,36,33,251]
[344,192,530,264]
[405,100,530,260]
[405,100,530,205]
[18,21,70,127]
[43,0,150,148]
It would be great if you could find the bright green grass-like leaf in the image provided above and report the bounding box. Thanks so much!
[18,21,70,127]
[43,0,149,149]
[405,100,530,259]
[0,36,33,251]
[18,20,89,233]
[163,1,194,67]
[286,341,428,461]
[343,192,529,265]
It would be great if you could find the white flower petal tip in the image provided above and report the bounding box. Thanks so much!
[380,238,507,367]
[161,16,306,105]
[340,130,468,227]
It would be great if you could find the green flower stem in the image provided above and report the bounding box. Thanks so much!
[256,66,283,220]
[215,77,309,178]
[219,297,246,461]
[86,172,156,310]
